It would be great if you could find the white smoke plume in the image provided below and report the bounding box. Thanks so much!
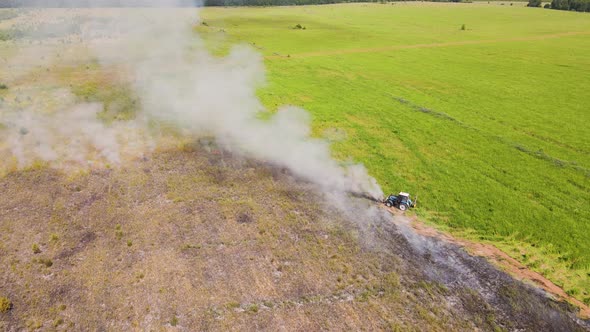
[0,102,153,169]
[0,2,383,200]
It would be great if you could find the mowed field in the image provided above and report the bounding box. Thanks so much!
[195,3,590,304]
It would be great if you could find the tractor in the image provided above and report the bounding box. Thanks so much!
[384,192,416,211]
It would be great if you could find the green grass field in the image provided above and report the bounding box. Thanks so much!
[195,3,590,304]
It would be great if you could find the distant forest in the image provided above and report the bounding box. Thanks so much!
[206,0,460,5]
[528,0,590,12]
[0,0,463,7]
[549,0,590,11]
[207,0,461,5]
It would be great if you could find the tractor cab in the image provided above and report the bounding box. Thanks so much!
[384,192,415,211]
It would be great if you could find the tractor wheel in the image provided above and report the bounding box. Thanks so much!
[399,204,408,211]
[385,202,392,207]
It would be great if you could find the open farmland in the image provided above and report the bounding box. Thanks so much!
[194,3,590,304]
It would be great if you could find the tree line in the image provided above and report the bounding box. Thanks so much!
[550,0,590,11]
[528,0,590,12]
[205,0,459,6]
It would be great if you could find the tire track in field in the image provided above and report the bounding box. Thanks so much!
[265,31,590,59]
[390,95,590,175]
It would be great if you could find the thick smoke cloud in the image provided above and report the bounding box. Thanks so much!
[0,2,383,199]
[0,101,152,168]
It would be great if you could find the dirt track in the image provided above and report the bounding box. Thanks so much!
[384,205,590,319]
[266,31,590,59]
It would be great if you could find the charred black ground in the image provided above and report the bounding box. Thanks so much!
[0,147,588,331]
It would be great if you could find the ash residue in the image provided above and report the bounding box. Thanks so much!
[355,209,589,331]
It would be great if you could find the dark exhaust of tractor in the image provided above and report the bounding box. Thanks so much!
[349,191,383,203]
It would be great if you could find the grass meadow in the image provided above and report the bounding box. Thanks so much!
[195,3,590,304]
